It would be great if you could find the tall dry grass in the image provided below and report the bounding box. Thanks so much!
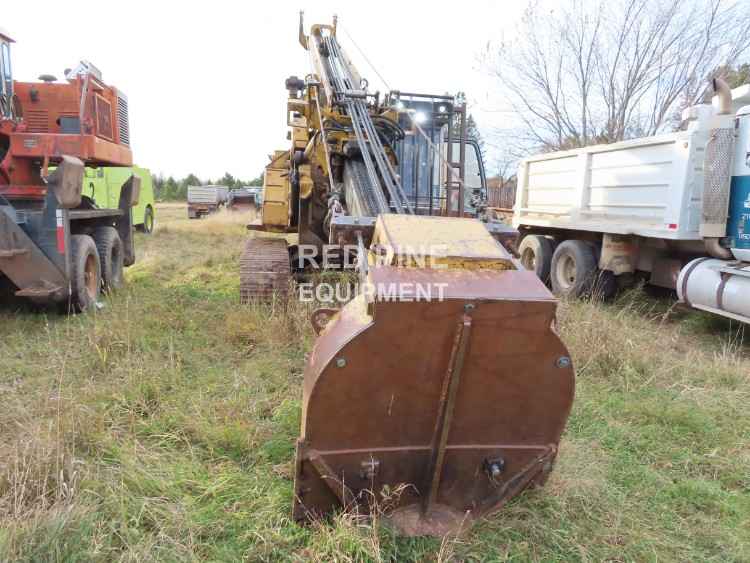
[1,203,748,561]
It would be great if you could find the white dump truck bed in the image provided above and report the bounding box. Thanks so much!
[513,129,711,240]
[187,185,229,205]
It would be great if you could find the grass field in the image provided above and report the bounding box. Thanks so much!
[1,202,749,562]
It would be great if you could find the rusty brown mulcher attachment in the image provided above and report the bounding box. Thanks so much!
[292,215,575,536]
[239,238,291,303]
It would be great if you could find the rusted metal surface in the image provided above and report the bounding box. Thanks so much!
[422,312,472,516]
[293,265,575,536]
[0,202,67,301]
[1,73,133,192]
[239,237,291,302]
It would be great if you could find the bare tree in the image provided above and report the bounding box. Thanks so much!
[484,0,750,153]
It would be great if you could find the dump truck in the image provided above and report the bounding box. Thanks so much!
[187,185,228,219]
[513,79,750,324]
[227,186,259,212]
[0,31,139,312]
[239,15,574,536]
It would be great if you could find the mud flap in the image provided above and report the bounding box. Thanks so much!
[117,174,141,266]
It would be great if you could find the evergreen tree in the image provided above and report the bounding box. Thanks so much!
[178,173,201,200]
[152,173,165,200]
[164,176,179,200]
[218,172,237,188]
[449,92,485,159]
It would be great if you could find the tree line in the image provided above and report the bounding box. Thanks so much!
[153,172,263,201]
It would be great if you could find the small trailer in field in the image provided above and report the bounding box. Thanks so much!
[513,80,750,323]
[187,185,228,219]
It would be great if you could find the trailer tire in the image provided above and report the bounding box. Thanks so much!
[518,235,553,282]
[550,240,597,298]
[70,234,101,312]
[94,226,124,292]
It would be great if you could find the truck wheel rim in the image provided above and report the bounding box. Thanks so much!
[146,211,153,232]
[556,255,576,290]
[84,254,98,298]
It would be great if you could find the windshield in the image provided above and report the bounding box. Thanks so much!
[1,42,11,111]
[0,43,5,95]
[395,132,486,215]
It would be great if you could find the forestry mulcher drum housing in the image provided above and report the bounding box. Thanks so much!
[240,16,575,535]
[0,31,139,311]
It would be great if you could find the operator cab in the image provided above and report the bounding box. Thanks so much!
[0,29,14,119]
[391,94,486,217]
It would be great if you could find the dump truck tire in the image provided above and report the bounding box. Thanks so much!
[94,226,124,292]
[550,240,597,298]
[518,234,553,282]
[70,234,101,312]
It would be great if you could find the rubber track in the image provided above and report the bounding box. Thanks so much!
[239,238,291,303]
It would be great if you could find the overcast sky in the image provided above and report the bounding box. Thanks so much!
[3,1,524,180]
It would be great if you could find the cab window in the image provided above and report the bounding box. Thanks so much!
[0,43,6,96]
[447,141,485,211]
[1,42,11,104]
[451,141,483,191]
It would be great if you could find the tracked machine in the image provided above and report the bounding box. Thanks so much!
[0,31,139,311]
[241,15,575,536]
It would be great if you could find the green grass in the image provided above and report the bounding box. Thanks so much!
[1,203,749,561]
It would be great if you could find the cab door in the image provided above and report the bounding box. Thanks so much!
[82,168,104,205]
[105,168,130,209]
